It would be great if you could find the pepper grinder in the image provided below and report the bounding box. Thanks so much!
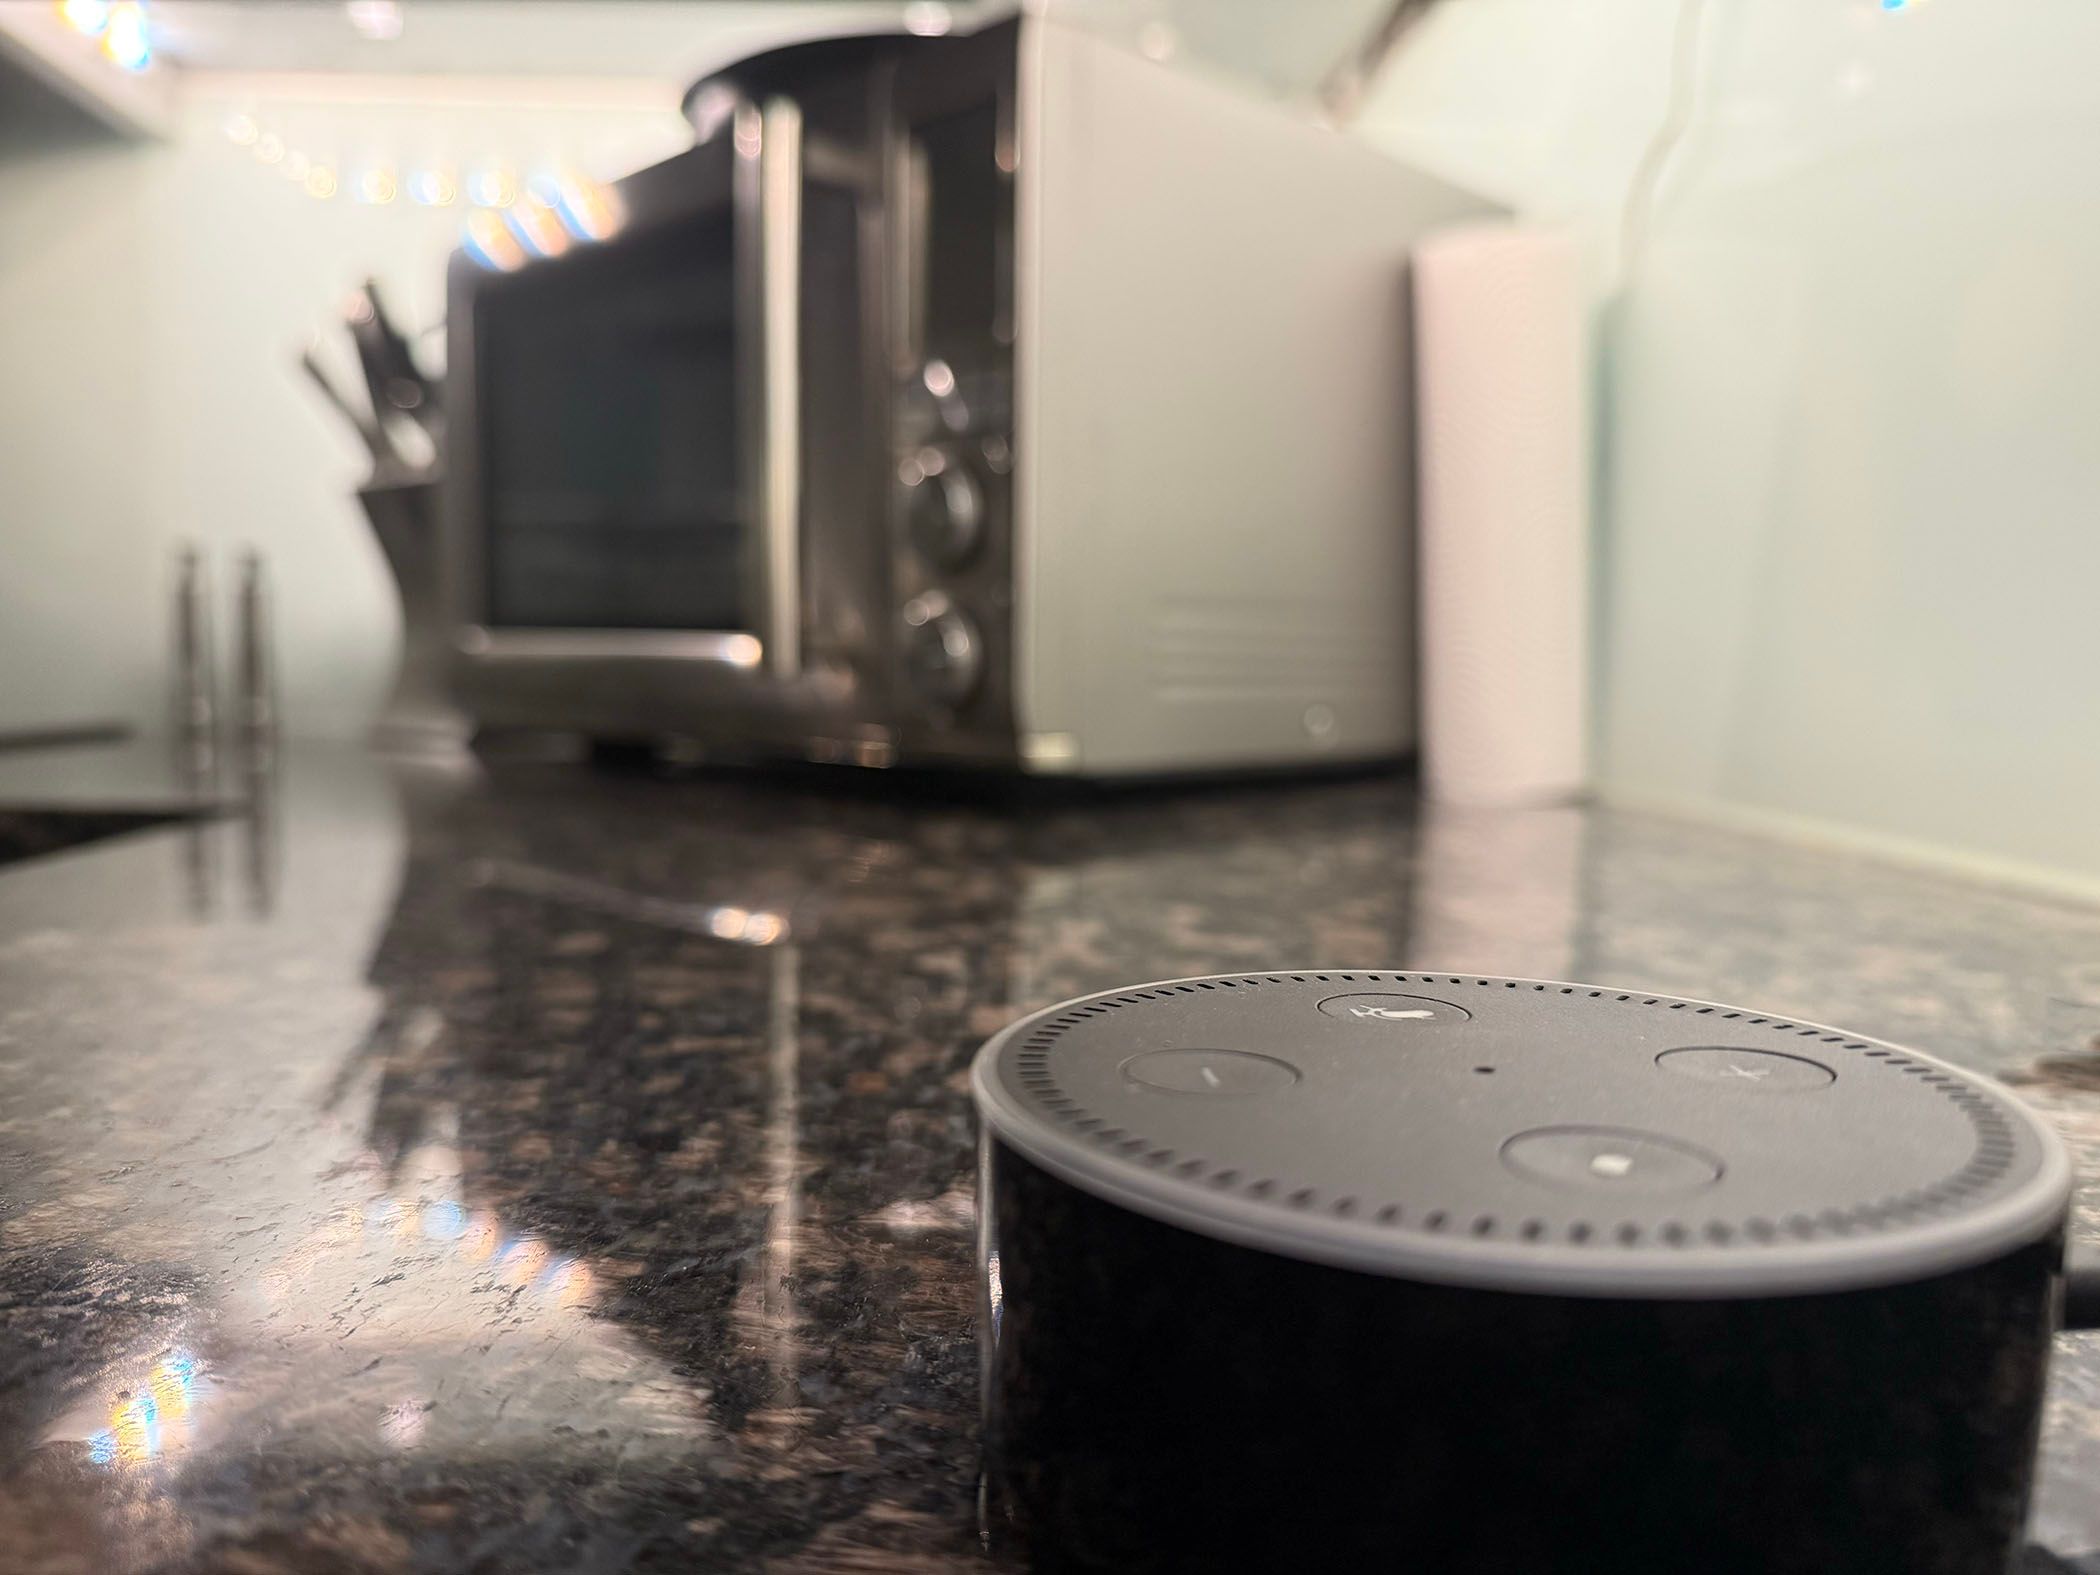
[173,545,217,771]
[234,548,278,754]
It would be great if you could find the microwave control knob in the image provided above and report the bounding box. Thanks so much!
[901,592,983,707]
[902,446,986,570]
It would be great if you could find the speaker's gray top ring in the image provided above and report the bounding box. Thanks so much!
[971,972,2074,1299]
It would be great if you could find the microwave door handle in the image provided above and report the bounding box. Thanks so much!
[733,97,803,682]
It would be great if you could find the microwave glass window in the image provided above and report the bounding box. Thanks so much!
[479,212,747,631]
[919,101,1002,369]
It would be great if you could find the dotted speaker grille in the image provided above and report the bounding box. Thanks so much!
[1009,973,2022,1251]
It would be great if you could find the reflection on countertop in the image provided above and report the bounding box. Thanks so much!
[3,747,2100,1571]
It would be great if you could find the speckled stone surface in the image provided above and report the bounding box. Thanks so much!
[2,747,2099,1572]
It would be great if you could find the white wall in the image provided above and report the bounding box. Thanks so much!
[0,110,164,736]
[1356,0,1678,222]
[0,75,690,739]
[1360,0,2100,894]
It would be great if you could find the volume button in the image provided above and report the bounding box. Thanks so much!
[901,591,983,706]
[901,445,986,570]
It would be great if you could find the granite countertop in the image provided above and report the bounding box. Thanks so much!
[4,745,2100,1572]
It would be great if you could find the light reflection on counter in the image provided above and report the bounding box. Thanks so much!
[83,1350,203,1467]
[420,1198,466,1241]
[471,858,790,946]
[379,1398,428,1450]
[59,1192,600,1478]
[262,1186,595,1313]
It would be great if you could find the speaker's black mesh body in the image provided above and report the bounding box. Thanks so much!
[973,975,2074,1574]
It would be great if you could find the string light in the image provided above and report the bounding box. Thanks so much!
[100,0,149,71]
[222,125,613,245]
[59,0,110,37]
[902,2,951,37]
[503,194,570,260]
[466,168,517,208]
[463,207,526,272]
[552,173,621,242]
[344,0,403,40]
[407,168,457,207]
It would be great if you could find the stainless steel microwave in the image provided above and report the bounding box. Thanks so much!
[444,14,1494,775]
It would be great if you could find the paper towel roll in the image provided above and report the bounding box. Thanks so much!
[1413,221,1590,804]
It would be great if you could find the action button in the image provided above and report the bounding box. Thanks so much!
[1122,1048,1301,1097]
[1658,1047,1835,1092]
[1317,993,1472,1026]
[1501,1126,1723,1196]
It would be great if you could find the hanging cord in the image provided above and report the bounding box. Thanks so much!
[1316,0,1445,127]
[1618,0,1711,278]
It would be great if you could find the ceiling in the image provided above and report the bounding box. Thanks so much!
[149,2,967,81]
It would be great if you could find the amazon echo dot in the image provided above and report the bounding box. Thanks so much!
[971,973,2076,1575]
